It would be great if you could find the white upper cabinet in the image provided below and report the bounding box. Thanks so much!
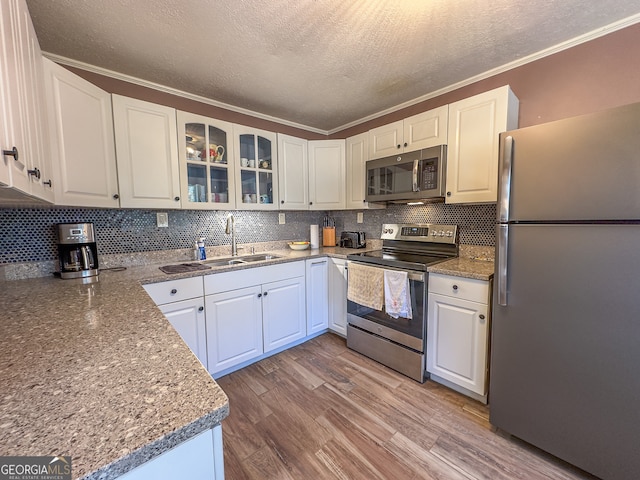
[233,125,278,210]
[112,95,181,209]
[308,139,345,210]
[345,132,385,210]
[368,106,449,159]
[43,59,119,208]
[446,85,519,204]
[277,133,308,210]
[177,111,236,210]
[0,0,52,201]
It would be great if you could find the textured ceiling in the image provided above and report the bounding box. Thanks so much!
[25,0,640,133]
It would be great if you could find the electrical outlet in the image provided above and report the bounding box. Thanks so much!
[357,212,364,224]
[156,212,168,228]
[278,213,286,225]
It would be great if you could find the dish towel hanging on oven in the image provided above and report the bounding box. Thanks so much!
[347,263,384,311]
[384,269,413,319]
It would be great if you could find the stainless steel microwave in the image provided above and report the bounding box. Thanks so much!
[365,145,447,203]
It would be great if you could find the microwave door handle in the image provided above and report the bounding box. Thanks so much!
[412,159,419,192]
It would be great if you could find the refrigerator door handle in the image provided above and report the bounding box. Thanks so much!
[497,224,509,306]
[498,135,514,223]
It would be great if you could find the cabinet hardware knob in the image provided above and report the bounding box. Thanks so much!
[396,144,401,149]
[113,194,120,199]
[174,196,180,201]
[446,191,452,197]
[309,202,313,205]
[479,314,485,320]
[28,168,41,179]
[2,146,18,161]
[198,306,204,312]
[170,288,177,294]
[452,285,458,290]
[43,179,52,187]
[403,142,408,147]
[263,291,269,296]
[281,200,284,204]
[257,293,262,298]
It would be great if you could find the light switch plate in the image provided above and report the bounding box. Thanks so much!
[278,213,286,225]
[357,212,364,224]
[156,212,169,228]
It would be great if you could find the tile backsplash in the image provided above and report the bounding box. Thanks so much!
[0,203,495,266]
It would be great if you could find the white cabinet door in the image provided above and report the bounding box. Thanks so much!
[234,125,278,210]
[160,297,207,369]
[43,59,119,208]
[427,292,489,396]
[345,132,385,210]
[446,85,519,204]
[277,133,308,210]
[0,0,45,196]
[206,285,263,374]
[177,111,236,210]
[262,276,306,352]
[308,139,345,210]
[368,120,403,159]
[368,107,448,160]
[404,106,448,151]
[112,94,181,208]
[328,258,347,336]
[305,258,328,335]
[118,426,223,480]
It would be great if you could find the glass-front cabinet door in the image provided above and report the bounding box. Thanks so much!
[177,111,235,209]
[233,126,278,210]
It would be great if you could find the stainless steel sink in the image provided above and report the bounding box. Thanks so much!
[200,254,280,267]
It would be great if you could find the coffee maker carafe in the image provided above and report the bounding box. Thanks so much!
[57,223,99,279]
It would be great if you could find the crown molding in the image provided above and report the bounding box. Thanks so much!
[44,12,640,137]
[327,13,640,134]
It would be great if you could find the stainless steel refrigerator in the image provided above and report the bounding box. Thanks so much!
[491,102,640,480]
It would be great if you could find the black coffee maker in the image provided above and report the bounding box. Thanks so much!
[57,223,99,279]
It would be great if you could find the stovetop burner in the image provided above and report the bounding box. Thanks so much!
[347,223,458,271]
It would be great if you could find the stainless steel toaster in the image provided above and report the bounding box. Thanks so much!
[339,231,366,249]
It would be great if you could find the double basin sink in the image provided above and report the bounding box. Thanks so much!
[200,253,281,267]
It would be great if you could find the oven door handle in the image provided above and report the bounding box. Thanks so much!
[347,261,425,283]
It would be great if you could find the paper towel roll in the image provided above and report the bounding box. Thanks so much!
[310,225,319,249]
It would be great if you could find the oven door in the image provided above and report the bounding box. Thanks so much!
[346,263,426,352]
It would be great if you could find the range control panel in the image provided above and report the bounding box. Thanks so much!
[381,223,457,244]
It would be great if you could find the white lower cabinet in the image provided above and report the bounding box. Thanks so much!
[328,258,347,336]
[427,273,491,402]
[205,285,264,373]
[118,425,224,480]
[143,277,207,368]
[305,257,329,335]
[204,261,306,376]
[159,298,207,369]
[262,276,306,352]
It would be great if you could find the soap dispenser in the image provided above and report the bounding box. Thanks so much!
[197,238,206,260]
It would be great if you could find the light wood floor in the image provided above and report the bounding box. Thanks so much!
[217,333,596,480]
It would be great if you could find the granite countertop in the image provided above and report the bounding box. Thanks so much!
[0,245,370,480]
[428,257,495,281]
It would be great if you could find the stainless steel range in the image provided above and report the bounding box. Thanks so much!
[346,223,458,382]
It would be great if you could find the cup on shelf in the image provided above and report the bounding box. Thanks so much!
[241,157,249,167]
[260,194,269,203]
[248,159,256,168]
[250,193,257,203]
[219,193,228,203]
[243,194,251,203]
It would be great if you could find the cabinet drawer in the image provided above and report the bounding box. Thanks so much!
[143,276,204,305]
[204,261,305,295]
[428,273,489,304]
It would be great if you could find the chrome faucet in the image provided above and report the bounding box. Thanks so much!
[225,214,238,256]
